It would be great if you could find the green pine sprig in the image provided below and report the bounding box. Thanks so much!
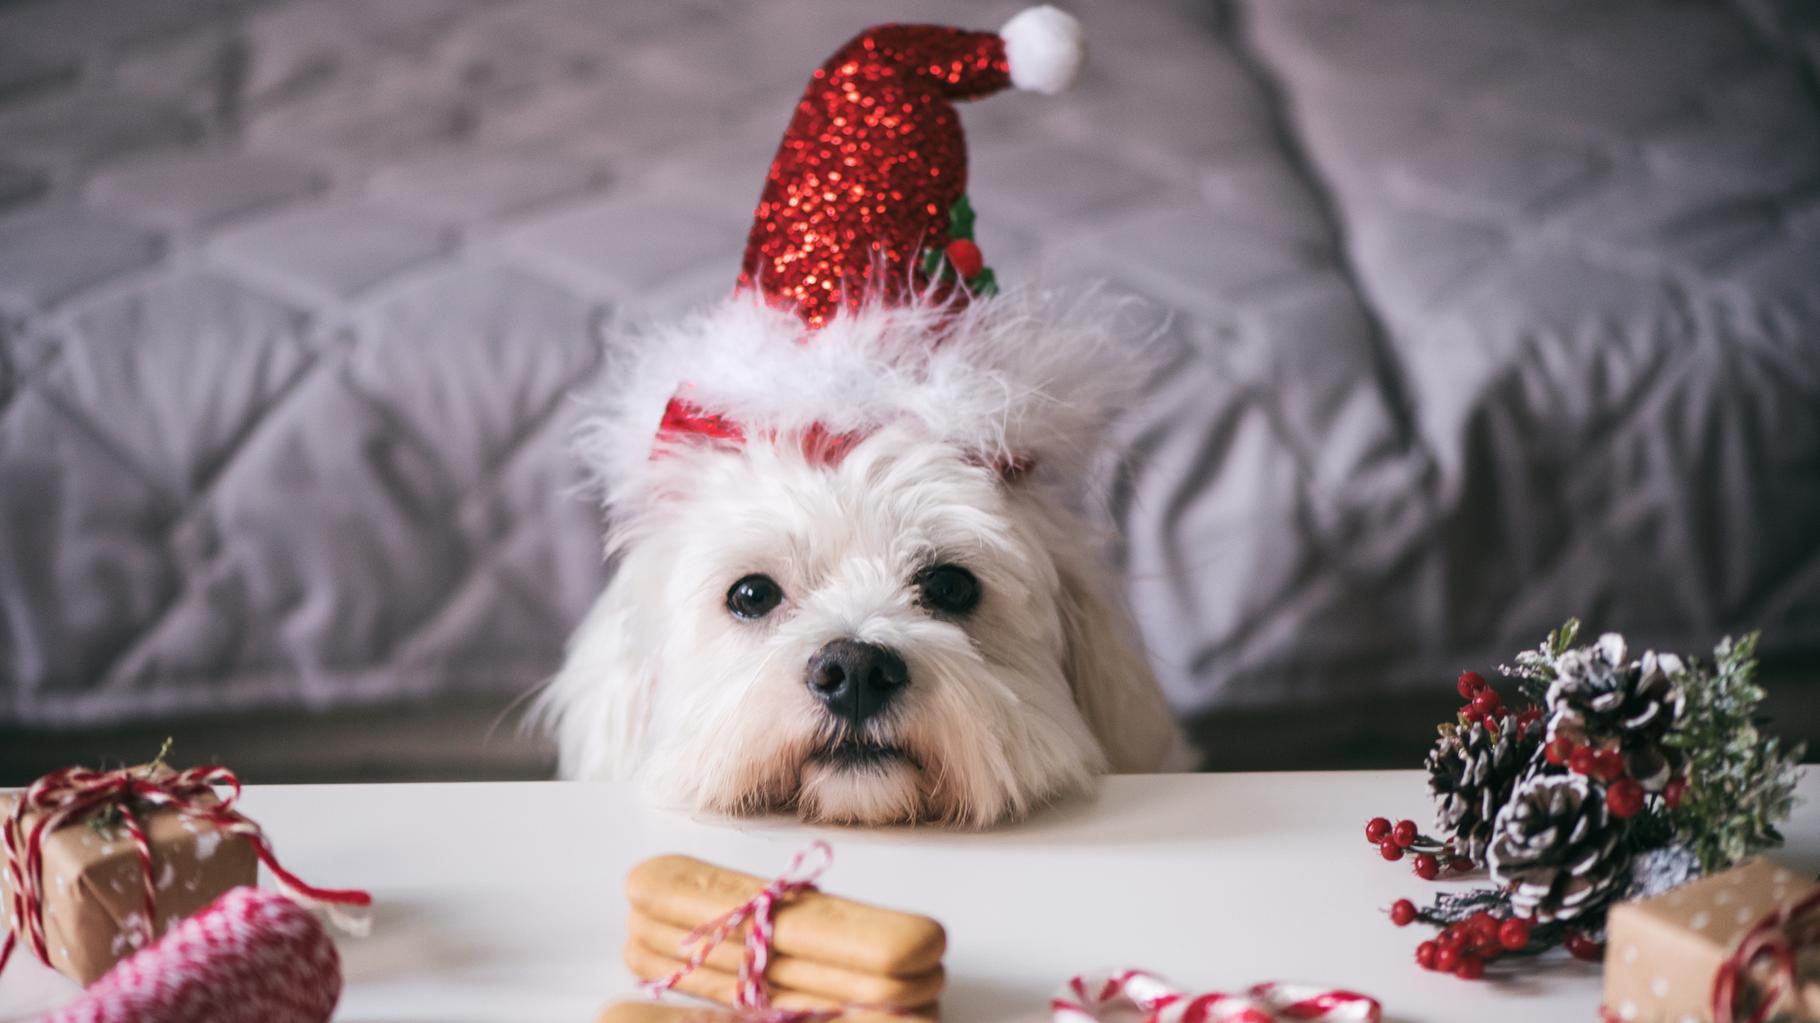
[1663,632,1804,871]
[85,737,176,839]
[1504,617,1581,704]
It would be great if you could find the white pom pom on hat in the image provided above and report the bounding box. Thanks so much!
[1001,6,1086,94]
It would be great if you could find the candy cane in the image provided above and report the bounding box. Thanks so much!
[1053,970,1381,1023]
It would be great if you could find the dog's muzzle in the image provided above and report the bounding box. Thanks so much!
[805,638,907,726]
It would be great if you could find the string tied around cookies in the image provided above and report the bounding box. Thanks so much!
[1051,968,1382,1023]
[1712,887,1820,1023]
[643,841,842,1022]
[0,760,373,976]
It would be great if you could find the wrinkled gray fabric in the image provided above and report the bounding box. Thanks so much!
[1,0,1816,731]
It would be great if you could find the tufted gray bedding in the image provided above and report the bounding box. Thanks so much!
[2,0,1818,753]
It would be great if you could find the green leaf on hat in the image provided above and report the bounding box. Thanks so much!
[949,195,977,240]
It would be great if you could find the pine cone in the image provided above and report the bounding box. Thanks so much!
[1546,634,1687,790]
[1621,844,1703,904]
[1426,714,1539,865]
[1487,774,1624,923]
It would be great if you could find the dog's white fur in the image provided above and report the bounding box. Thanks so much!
[541,288,1192,827]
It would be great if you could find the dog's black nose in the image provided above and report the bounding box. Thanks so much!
[806,639,908,725]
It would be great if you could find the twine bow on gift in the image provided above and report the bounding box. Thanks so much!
[0,761,373,977]
[1712,888,1820,1023]
[1052,968,1382,1023]
[642,841,844,1023]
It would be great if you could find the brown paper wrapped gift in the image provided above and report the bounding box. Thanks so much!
[0,789,257,985]
[1605,857,1820,1023]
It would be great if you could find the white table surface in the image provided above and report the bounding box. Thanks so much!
[3,771,1816,1022]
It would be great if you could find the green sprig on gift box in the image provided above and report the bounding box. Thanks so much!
[85,738,177,839]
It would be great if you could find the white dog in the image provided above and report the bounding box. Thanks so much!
[541,293,1192,827]
[539,8,1192,827]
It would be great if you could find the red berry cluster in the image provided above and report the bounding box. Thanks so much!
[1544,735,1688,820]
[1387,897,1606,978]
[1456,670,1540,733]
[1363,816,1470,878]
[1564,932,1605,961]
[1367,670,1619,979]
[1390,901,1532,979]
[1359,672,1543,880]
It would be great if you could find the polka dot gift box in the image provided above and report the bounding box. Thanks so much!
[1603,857,1820,1023]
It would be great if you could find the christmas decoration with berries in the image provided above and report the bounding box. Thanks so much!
[918,195,998,296]
[1362,621,1802,980]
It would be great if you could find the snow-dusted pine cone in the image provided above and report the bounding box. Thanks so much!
[1487,774,1624,923]
[1621,844,1703,904]
[1426,714,1539,865]
[1546,633,1687,790]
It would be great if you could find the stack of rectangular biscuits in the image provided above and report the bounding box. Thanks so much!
[617,853,945,1021]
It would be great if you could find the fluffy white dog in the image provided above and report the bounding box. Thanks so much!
[541,294,1192,827]
[538,7,1192,827]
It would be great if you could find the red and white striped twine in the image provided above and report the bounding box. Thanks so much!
[1711,887,1820,1023]
[1,763,371,978]
[46,886,341,1023]
[1052,969,1382,1023]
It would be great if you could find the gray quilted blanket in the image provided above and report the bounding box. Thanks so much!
[3,0,1817,736]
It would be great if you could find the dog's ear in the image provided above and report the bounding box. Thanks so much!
[1053,547,1198,772]
[538,569,659,780]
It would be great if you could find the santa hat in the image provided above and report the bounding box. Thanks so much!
[584,8,1151,510]
[734,4,1088,329]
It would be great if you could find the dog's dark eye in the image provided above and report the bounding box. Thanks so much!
[726,574,784,619]
[916,564,980,616]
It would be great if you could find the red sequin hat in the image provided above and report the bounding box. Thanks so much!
[739,6,1085,328]
[656,6,1086,450]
